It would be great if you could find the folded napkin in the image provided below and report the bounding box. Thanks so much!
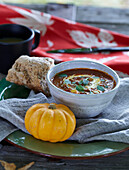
[0,77,129,144]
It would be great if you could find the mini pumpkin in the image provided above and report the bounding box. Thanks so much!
[25,103,76,142]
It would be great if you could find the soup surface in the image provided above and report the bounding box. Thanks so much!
[0,37,24,43]
[51,68,116,94]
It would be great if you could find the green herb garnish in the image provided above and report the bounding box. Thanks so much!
[105,85,108,88]
[79,80,83,85]
[93,76,99,79]
[64,79,71,84]
[80,76,86,78]
[101,79,105,82]
[71,82,76,84]
[90,91,93,94]
[97,85,105,92]
[82,79,89,85]
[76,85,85,91]
[58,73,67,77]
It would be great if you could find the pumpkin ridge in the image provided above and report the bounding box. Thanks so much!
[37,110,46,140]
[28,108,45,139]
[49,108,55,142]
[36,113,43,139]
[59,110,76,141]
[25,104,44,133]
[59,110,68,141]
[38,109,54,141]
[49,109,67,142]
[48,109,55,141]
[56,104,76,122]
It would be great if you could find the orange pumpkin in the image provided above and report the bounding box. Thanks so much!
[25,103,76,142]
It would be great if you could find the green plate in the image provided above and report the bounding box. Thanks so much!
[1,78,129,159]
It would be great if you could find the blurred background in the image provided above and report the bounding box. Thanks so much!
[1,0,129,8]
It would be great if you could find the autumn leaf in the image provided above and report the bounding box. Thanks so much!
[0,160,34,170]
[0,160,16,170]
[18,162,34,170]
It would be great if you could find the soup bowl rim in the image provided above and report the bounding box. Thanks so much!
[47,60,120,99]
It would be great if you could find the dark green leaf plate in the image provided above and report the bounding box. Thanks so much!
[1,78,129,159]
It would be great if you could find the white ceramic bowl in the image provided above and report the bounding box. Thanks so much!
[47,60,120,118]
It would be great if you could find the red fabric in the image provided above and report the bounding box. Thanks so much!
[1,4,129,74]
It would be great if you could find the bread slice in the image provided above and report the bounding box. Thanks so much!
[6,55,55,96]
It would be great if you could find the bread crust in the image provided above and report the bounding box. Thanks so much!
[6,55,55,96]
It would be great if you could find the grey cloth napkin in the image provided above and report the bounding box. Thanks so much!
[0,91,48,141]
[70,77,129,143]
[0,76,129,144]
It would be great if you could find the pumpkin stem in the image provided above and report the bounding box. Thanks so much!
[48,103,56,109]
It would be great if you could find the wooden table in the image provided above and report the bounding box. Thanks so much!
[1,3,129,169]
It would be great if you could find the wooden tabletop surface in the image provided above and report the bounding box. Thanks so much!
[1,3,129,169]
